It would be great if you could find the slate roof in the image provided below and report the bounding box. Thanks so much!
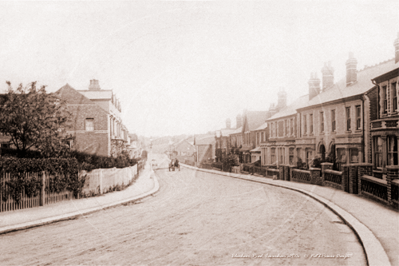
[255,122,268,131]
[300,58,399,109]
[216,129,236,137]
[77,90,113,100]
[267,94,309,121]
[250,147,261,153]
[245,111,271,131]
[194,135,216,145]
[230,126,243,135]
[55,84,97,105]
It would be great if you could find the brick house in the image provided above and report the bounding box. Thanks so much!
[194,134,216,165]
[55,80,129,157]
[240,110,274,163]
[295,51,398,170]
[264,94,308,166]
[252,122,268,163]
[172,138,196,164]
[215,119,236,162]
[366,34,399,178]
[236,89,286,163]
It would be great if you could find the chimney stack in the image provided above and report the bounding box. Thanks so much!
[236,114,242,129]
[88,79,101,91]
[394,32,399,63]
[308,72,321,100]
[276,87,287,110]
[321,61,334,91]
[346,52,357,86]
[226,118,231,129]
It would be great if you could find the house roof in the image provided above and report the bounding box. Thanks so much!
[244,111,271,132]
[55,84,96,105]
[194,135,215,145]
[230,126,243,135]
[216,129,236,137]
[77,90,113,100]
[55,84,111,118]
[300,58,399,110]
[255,122,268,131]
[174,139,194,148]
[250,147,261,153]
[267,94,309,121]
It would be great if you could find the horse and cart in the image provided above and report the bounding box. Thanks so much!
[169,159,180,171]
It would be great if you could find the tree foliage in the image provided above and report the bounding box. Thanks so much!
[0,82,72,157]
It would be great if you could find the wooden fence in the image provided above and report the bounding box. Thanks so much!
[0,171,75,212]
[1,163,141,213]
[0,172,43,212]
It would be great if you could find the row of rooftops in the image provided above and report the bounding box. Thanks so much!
[216,32,399,133]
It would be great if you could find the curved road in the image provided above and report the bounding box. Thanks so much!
[0,156,366,265]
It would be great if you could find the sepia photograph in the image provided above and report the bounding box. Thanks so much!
[0,1,398,265]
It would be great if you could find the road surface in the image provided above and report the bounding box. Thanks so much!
[0,155,366,265]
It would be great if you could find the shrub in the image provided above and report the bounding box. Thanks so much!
[0,157,84,202]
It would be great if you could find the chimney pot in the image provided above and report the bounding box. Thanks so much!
[346,53,357,86]
[308,72,321,100]
[88,79,101,90]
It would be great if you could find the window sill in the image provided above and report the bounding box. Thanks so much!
[346,130,352,134]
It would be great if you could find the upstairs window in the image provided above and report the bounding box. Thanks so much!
[310,114,313,134]
[320,112,324,133]
[392,82,397,112]
[346,107,351,131]
[382,86,388,114]
[290,118,294,136]
[331,109,336,132]
[85,118,94,131]
[304,115,307,134]
[285,120,289,136]
[356,105,361,130]
[271,148,276,164]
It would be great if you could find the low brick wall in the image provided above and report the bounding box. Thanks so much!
[323,169,344,190]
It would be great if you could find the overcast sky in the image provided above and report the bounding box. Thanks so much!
[1,1,398,137]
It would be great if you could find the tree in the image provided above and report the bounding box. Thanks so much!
[0,82,72,157]
[222,153,238,172]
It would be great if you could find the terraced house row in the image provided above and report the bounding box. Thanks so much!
[216,32,399,182]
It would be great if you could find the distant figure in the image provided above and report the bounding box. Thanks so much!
[174,158,179,167]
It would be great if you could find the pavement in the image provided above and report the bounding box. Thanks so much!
[181,164,399,266]
[0,162,159,235]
